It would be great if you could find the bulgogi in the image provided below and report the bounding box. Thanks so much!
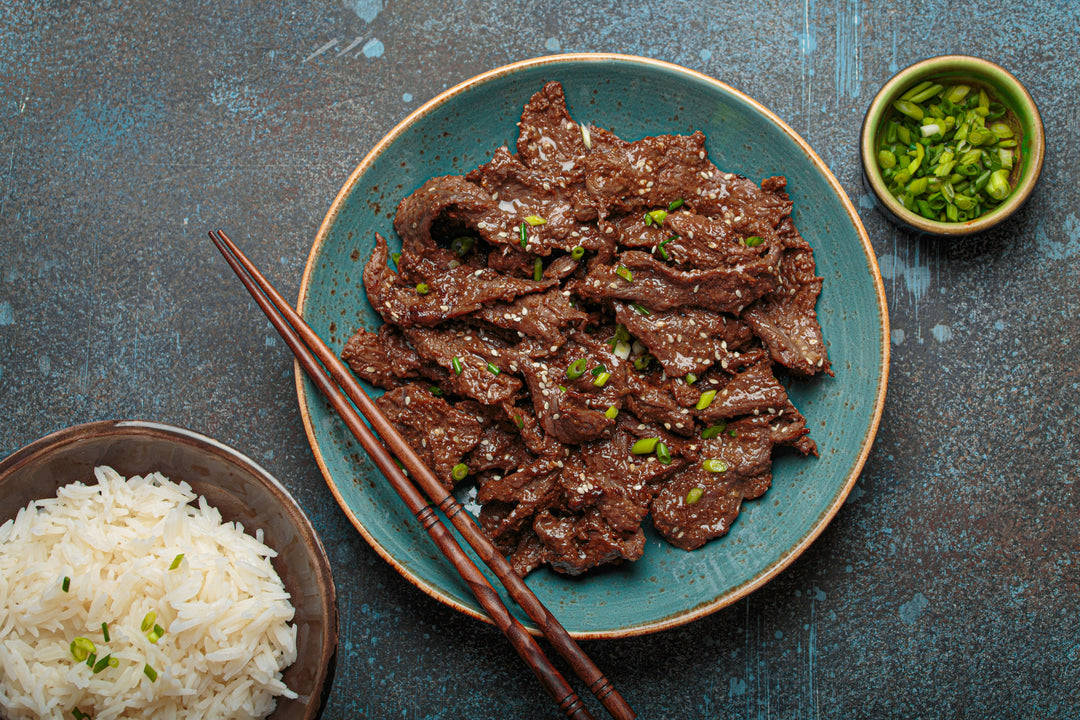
[342,81,830,577]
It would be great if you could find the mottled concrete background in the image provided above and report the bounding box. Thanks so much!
[2,1,1079,718]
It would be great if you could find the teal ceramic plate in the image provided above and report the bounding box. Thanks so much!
[297,54,889,638]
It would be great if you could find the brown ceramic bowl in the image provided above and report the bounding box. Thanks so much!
[0,420,337,720]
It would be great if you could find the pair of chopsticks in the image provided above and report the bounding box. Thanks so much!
[209,230,636,720]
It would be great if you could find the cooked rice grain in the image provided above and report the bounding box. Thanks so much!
[0,466,298,720]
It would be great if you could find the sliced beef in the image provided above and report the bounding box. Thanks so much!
[614,302,753,378]
[470,288,588,349]
[340,324,421,389]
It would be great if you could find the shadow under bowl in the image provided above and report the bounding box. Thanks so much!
[860,54,1045,236]
[0,420,338,720]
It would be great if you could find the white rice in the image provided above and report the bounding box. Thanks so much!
[0,466,298,720]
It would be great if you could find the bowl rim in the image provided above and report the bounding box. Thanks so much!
[860,54,1046,236]
[296,52,890,638]
[0,419,339,719]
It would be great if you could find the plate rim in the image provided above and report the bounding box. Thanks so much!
[295,52,891,639]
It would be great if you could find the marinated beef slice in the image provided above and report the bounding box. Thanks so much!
[342,81,829,576]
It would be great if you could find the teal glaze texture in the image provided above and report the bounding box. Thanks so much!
[297,55,889,638]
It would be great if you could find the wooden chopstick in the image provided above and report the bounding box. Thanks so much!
[209,230,636,720]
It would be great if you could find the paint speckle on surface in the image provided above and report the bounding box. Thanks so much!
[835,0,861,100]
[729,676,747,696]
[1039,213,1080,260]
[899,592,929,624]
[0,301,13,325]
[994,320,1005,331]
[402,93,412,102]
[931,324,953,343]
[699,49,712,63]
[37,355,51,377]
[361,38,384,58]
[891,328,905,345]
[878,253,931,300]
[545,37,561,52]
[303,38,340,63]
[344,0,383,23]
[859,192,876,210]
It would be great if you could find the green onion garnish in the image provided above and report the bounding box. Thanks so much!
[518,222,528,249]
[451,356,463,375]
[658,235,676,260]
[513,415,524,429]
[147,624,165,644]
[524,214,546,226]
[70,637,96,662]
[593,371,611,388]
[604,405,619,420]
[86,652,96,668]
[644,209,668,226]
[685,487,704,505]
[667,198,684,211]
[429,385,443,396]
[685,373,697,385]
[590,364,607,377]
[702,459,729,473]
[566,358,587,380]
[450,236,474,255]
[656,442,672,465]
[391,252,402,266]
[701,422,727,439]
[570,246,585,260]
[101,622,110,643]
[143,663,158,682]
[533,257,543,282]
[140,612,156,633]
[631,302,651,316]
[92,654,112,674]
[633,355,652,371]
[744,236,764,247]
[631,437,659,455]
[415,282,430,295]
[169,554,184,571]
[485,362,500,376]
[451,463,469,482]
[62,576,70,592]
[695,390,717,410]
[72,708,90,720]
[615,265,633,283]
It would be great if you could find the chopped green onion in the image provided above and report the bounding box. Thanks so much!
[591,364,607,377]
[450,236,474,255]
[415,282,429,295]
[892,99,924,121]
[169,554,184,571]
[147,624,165,644]
[702,459,729,473]
[101,622,110,643]
[518,222,528,249]
[566,358,588,380]
[85,652,96,668]
[570,246,585,260]
[533,257,543,281]
[685,373,697,385]
[667,198,684,211]
[986,169,1012,201]
[524,214,546,226]
[604,405,619,420]
[143,663,158,682]
[685,487,704,505]
[70,637,96,662]
[633,354,652,371]
[743,236,764,247]
[593,371,611,388]
[658,235,676,260]
[613,324,630,344]
[513,414,524,429]
[485,362,500,376]
[141,612,156,633]
[451,463,469,482]
[695,389,717,410]
[701,423,727,439]
[613,340,632,360]
[451,356,463,375]
[73,708,91,720]
[62,576,70,592]
[615,265,633,283]
[92,654,112,674]
[656,442,672,465]
[391,252,402,266]
[558,384,567,393]
[631,438,659,455]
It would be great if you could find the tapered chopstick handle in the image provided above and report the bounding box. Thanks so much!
[209,231,595,720]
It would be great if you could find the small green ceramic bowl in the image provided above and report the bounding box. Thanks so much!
[299,54,889,638]
[861,55,1044,236]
